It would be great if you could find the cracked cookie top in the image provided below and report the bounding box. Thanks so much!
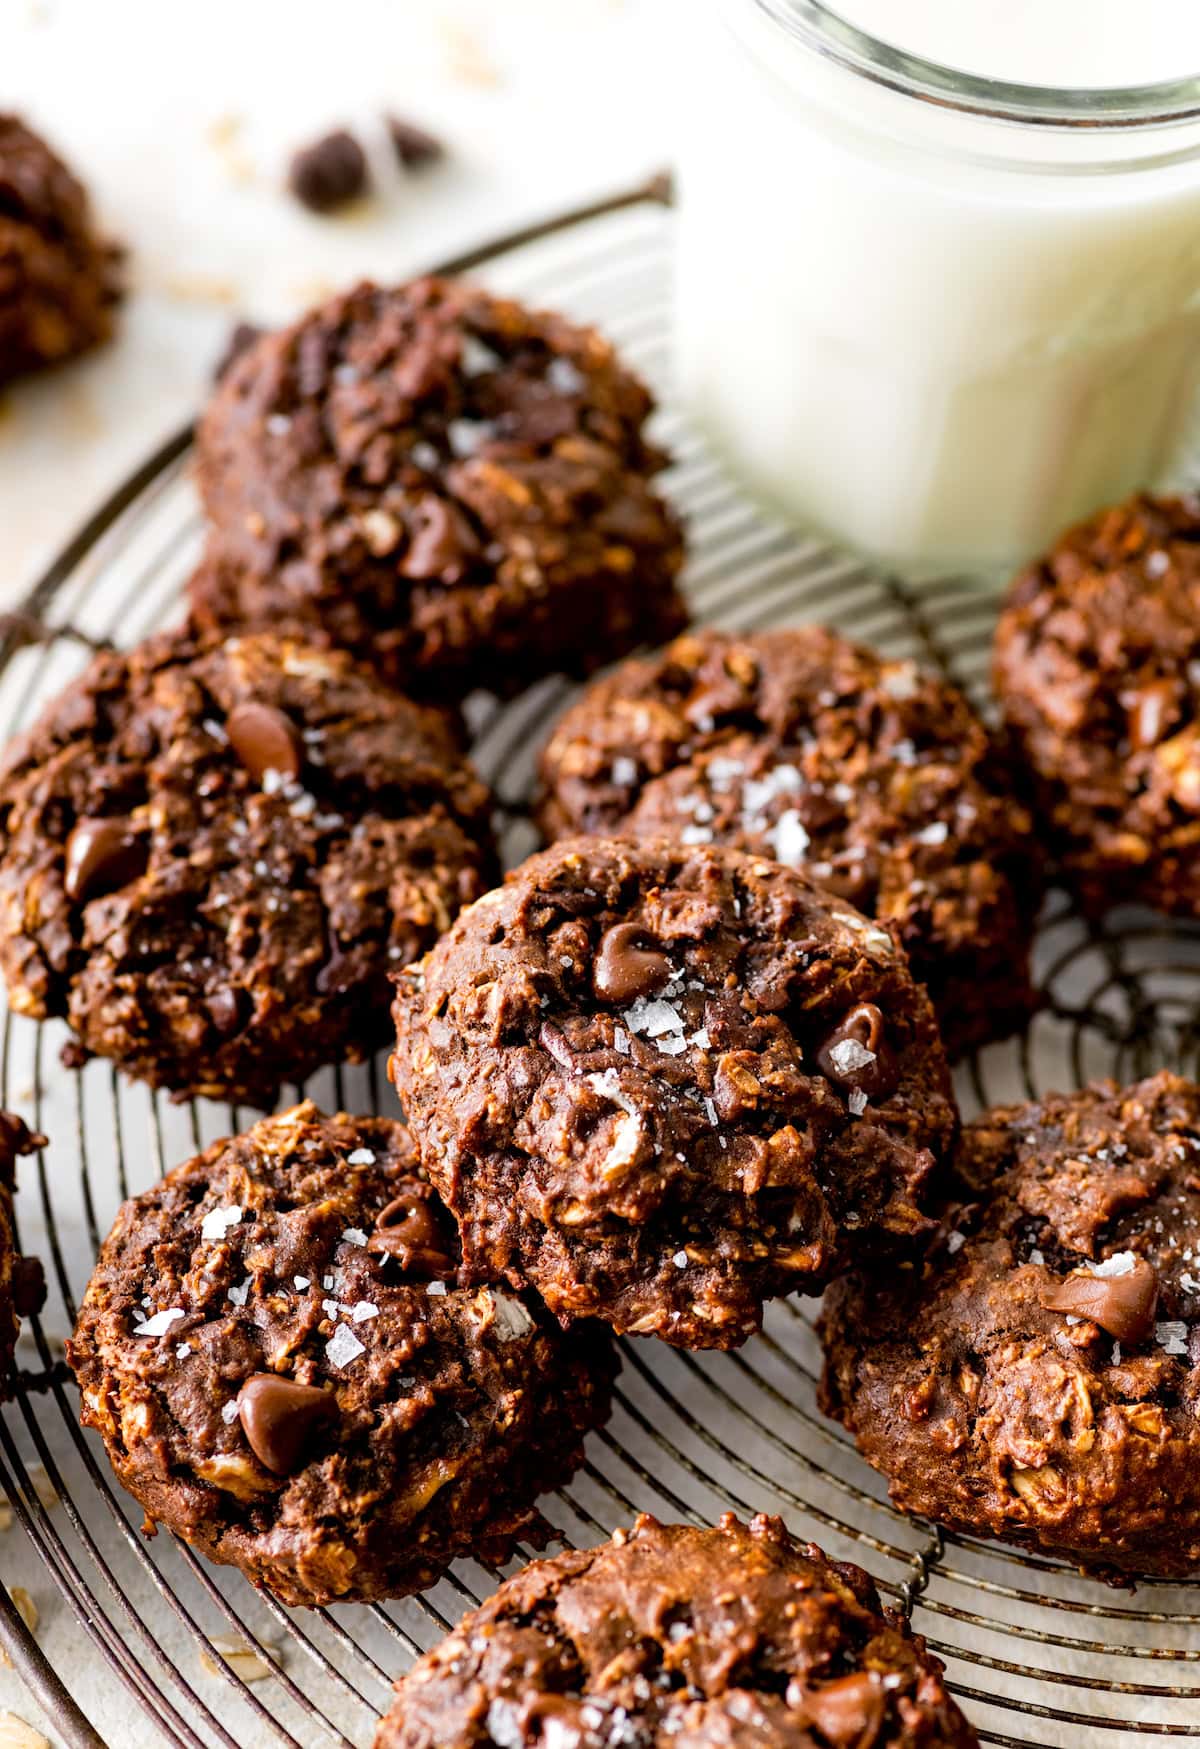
[0,628,494,1105]
[376,1512,980,1749]
[191,276,687,699]
[68,1101,615,1607]
[392,836,956,1349]
[821,1071,1200,1579]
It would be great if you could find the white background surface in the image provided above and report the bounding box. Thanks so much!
[0,3,670,1741]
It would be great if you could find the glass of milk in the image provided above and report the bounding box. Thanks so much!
[675,0,1200,572]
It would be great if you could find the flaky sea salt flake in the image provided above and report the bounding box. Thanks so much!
[326,1324,366,1368]
[134,1307,185,1337]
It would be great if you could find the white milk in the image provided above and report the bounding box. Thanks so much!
[675,1,1200,571]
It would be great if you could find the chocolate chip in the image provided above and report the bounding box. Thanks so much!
[10,1255,44,1319]
[593,922,671,1004]
[288,129,369,213]
[237,1373,337,1475]
[385,114,445,171]
[815,1002,898,1102]
[369,1182,456,1279]
[798,1672,886,1745]
[1041,1257,1158,1343]
[398,497,481,581]
[64,817,148,903]
[206,987,247,1038]
[226,702,303,783]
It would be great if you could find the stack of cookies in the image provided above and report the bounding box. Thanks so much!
[3,252,1199,1746]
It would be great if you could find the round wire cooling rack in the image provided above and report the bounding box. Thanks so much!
[0,174,1198,1749]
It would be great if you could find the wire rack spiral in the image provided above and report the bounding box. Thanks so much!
[0,177,1197,1749]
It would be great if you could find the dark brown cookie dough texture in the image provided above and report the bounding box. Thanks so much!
[994,492,1200,918]
[190,276,687,699]
[0,1112,45,1392]
[0,114,121,384]
[392,837,957,1350]
[539,626,1043,1056]
[68,1102,616,1607]
[0,628,495,1106]
[375,1512,980,1749]
[821,1071,1200,1580]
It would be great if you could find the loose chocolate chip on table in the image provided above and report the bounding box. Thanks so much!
[288,129,369,213]
[1041,1257,1159,1343]
[385,114,445,171]
[237,1372,337,1476]
[64,817,147,903]
[226,702,303,783]
[593,922,671,1004]
[815,1001,899,1102]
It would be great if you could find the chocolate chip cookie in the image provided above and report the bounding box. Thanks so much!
[0,113,121,384]
[0,629,494,1106]
[190,276,687,699]
[391,836,957,1350]
[375,1512,980,1749]
[538,626,1042,1057]
[0,1113,44,1391]
[994,492,1200,917]
[821,1072,1200,1580]
[68,1102,616,1607]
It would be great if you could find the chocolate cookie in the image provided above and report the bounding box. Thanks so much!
[0,114,121,384]
[375,1512,980,1749]
[190,276,687,698]
[68,1102,616,1607]
[538,626,1043,1056]
[820,1072,1200,1580]
[391,837,957,1350]
[0,1113,45,1391]
[0,629,494,1106]
[994,492,1200,917]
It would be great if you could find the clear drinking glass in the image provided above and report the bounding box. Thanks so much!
[675,0,1200,571]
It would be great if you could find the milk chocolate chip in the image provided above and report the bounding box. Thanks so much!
[369,1182,456,1279]
[64,817,148,903]
[815,1002,898,1101]
[226,702,303,783]
[593,922,670,1004]
[1041,1256,1158,1344]
[237,1372,337,1475]
[798,1672,886,1745]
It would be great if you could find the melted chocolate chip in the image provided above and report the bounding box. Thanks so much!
[385,114,445,171]
[369,1182,456,1279]
[288,129,369,214]
[593,922,670,1004]
[206,987,247,1038]
[1041,1257,1159,1344]
[226,702,303,783]
[799,1672,886,1745]
[815,1002,898,1102]
[64,817,148,904]
[237,1372,337,1475]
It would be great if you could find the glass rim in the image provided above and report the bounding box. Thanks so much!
[751,0,1200,129]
